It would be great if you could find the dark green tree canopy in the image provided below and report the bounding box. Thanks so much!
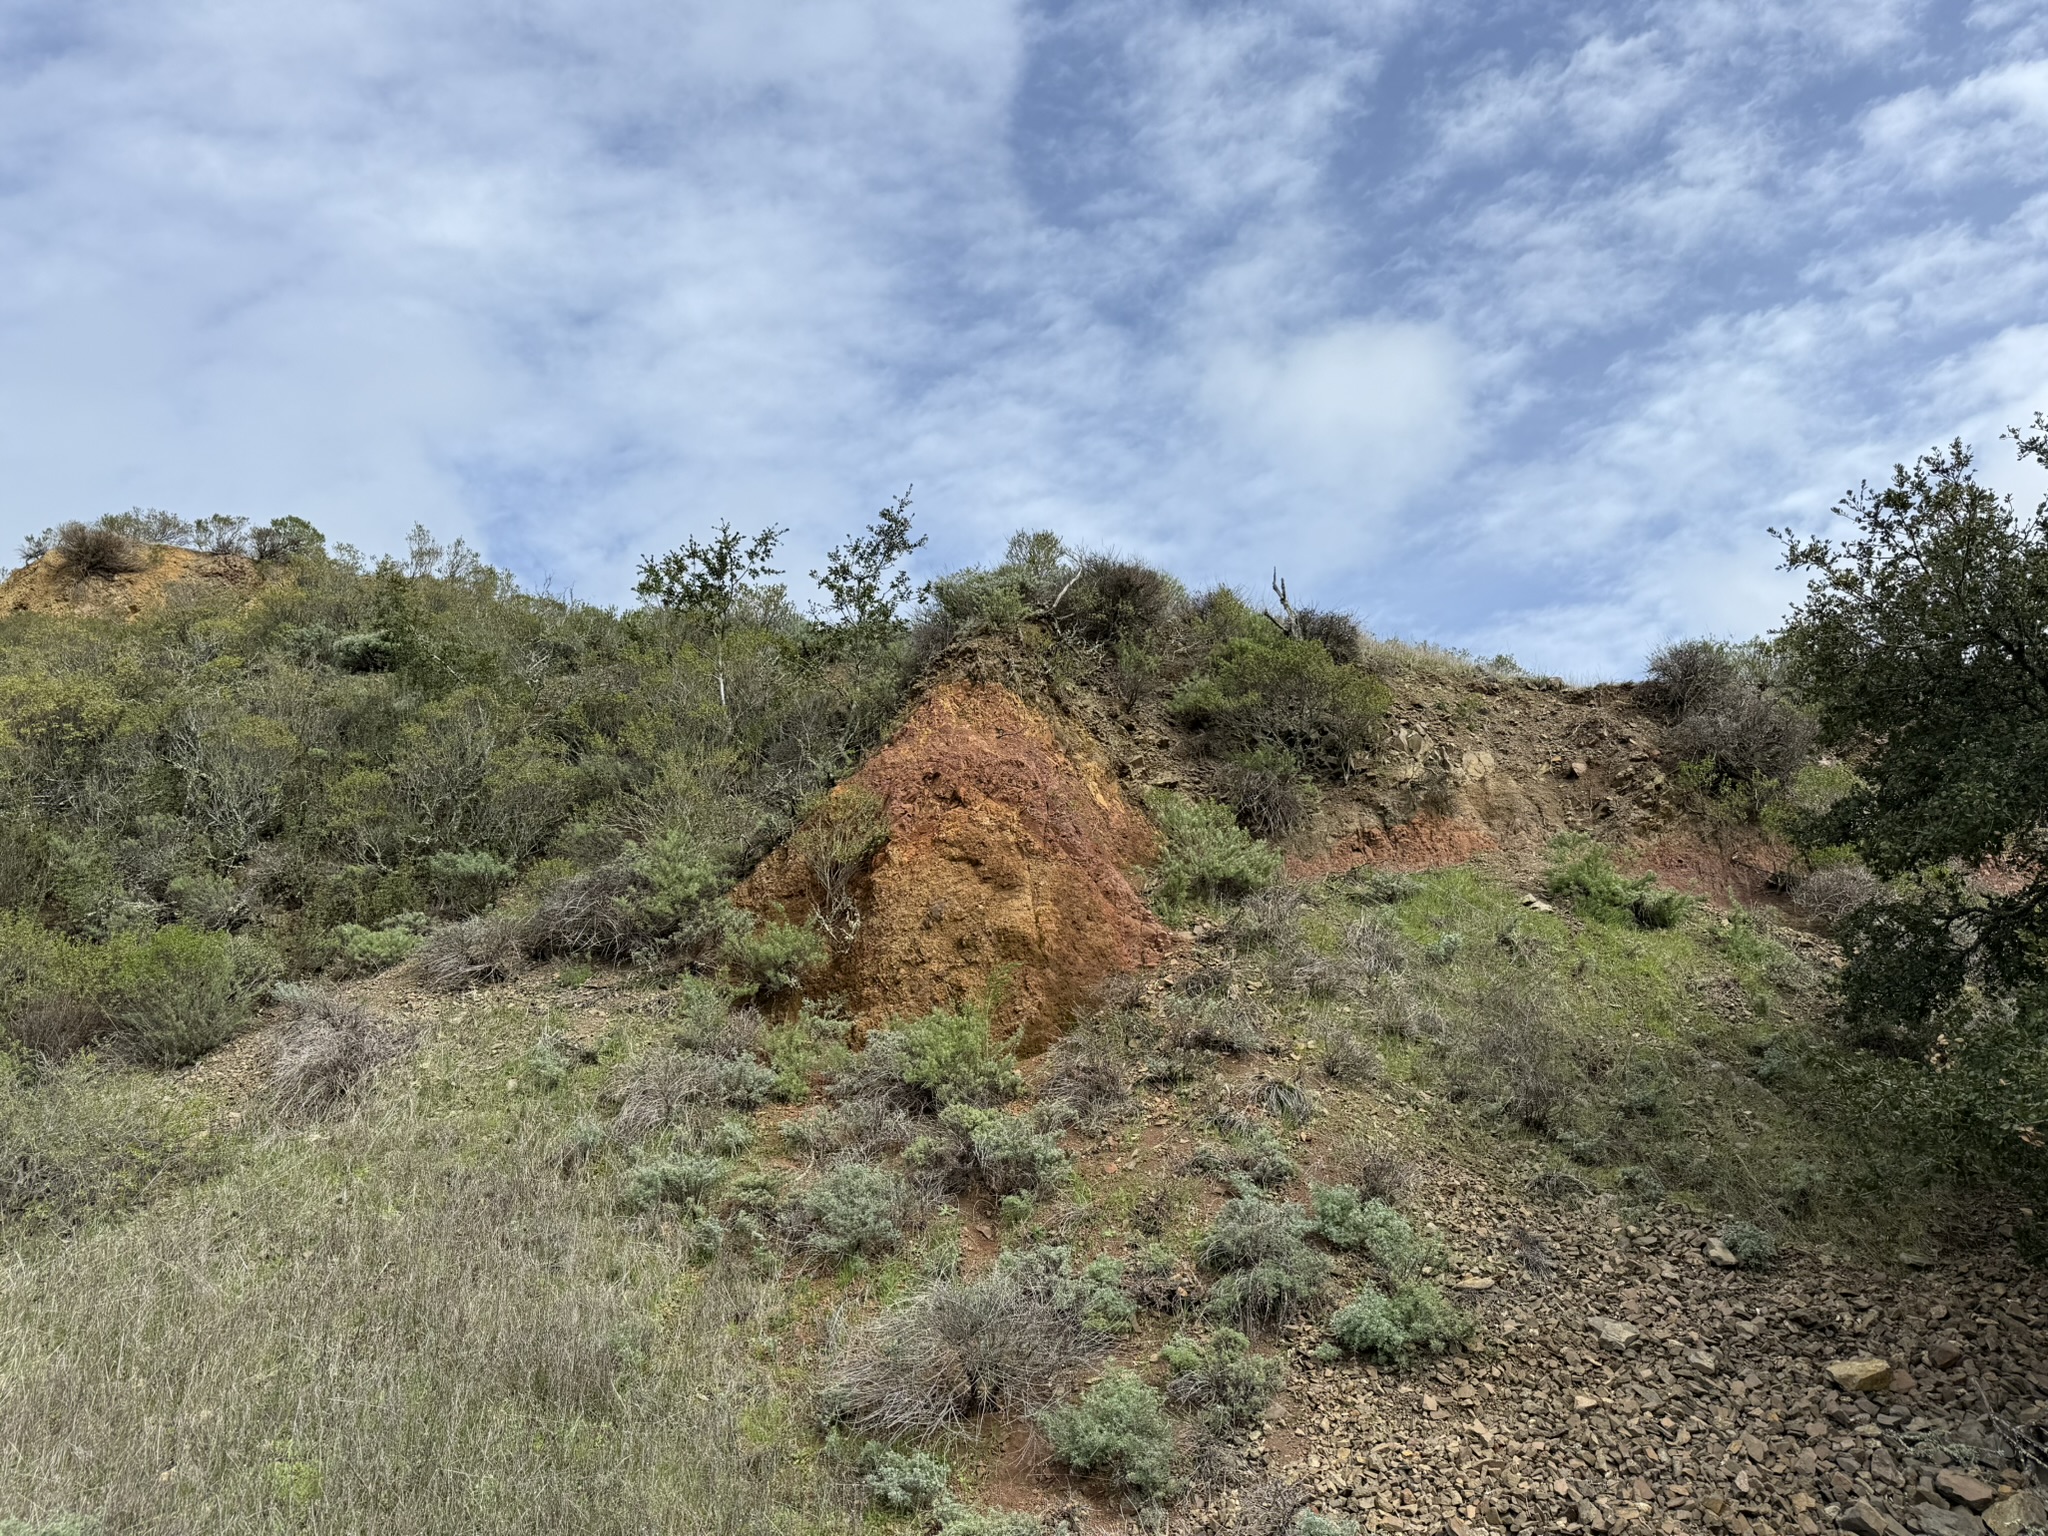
[1778,419,2048,1038]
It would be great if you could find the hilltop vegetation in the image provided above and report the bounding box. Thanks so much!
[4,426,2048,1534]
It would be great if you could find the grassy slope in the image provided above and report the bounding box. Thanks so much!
[0,848,1962,1532]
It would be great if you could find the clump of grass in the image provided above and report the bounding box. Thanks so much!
[620,1152,725,1215]
[836,1000,1022,1112]
[1324,1281,1470,1366]
[1719,1218,1779,1268]
[827,1256,1102,1434]
[1161,1327,1286,1435]
[1037,1367,1176,1502]
[268,985,410,1119]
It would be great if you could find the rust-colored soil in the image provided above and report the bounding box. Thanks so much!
[738,680,1177,1049]
[0,546,255,620]
[1286,812,1499,880]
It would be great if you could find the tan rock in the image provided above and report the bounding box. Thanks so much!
[1827,1357,1893,1392]
[1836,1499,1908,1536]
[1985,1492,2047,1536]
[1590,1316,1641,1349]
[1704,1236,1741,1267]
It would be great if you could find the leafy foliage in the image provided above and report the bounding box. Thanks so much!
[1778,426,2048,1044]
[1161,1327,1286,1435]
[1544,836,1689,929]
[1144,790,1283,921]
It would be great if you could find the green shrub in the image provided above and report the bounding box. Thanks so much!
[860,1444,951,1513]
[1720,1219,1779,1268]
[1144,790,1283,921]
[1543,837,1689,929]
[422,850,516,916]
[891,1000,1022,1109]
[760,1005,852,1101]
[1198,1197,1332,1327]
[789,1163,906,1262]
[621,1153,725,1214]
[933,1504,1046,1536]
[723,920,826,999]
[1037,1367,1175,1501]
[935,1103,1069,1197]
[1325,1282,1470,1365]
[331,914,427,977]
[1310,1187,1442,1277]
[1211,745,1321,840]
[1194,1123,1297,1192]
[787,785,889,936]
[1291,1514,1361,1536]
[1161,1327,1286,1435]
[103,926,276,1066]
[1171,595,1389,775]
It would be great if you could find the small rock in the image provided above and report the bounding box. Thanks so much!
[1935,1474,1998,1515]
[1930,1341,1964,1369]
[1589,1316,1640,1349]
[1900,1251,1936,1268]
[1984,1493,2046,1536]
[1519,895,1556,912]
[1705,1236,1741,1268]
[1829,1357,1894,1393]
[1919,1508,1987,1536]
[1890,1369,1919,1395]
[1568,760,1588,778]
[1838,1499,1908,1536]
[1452,1275,1496,1290]
[1573,1394,1600,1411]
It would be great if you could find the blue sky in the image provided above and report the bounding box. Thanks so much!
[2,0,2045,677]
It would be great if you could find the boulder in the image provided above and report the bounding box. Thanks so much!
[1839,1498,1910,1536]
[1705,1236,1741,1268]
[1920,1508,1988,1536]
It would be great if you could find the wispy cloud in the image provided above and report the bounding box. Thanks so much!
[1,0,2043,674]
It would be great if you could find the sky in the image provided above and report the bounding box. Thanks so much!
[2,0,2046,678]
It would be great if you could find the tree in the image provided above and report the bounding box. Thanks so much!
[635,521,786,713]
[1776,419,2048,1044]
[810,488,924,636]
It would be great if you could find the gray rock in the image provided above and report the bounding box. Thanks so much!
[1704,1236,1740,1267]
[1589,1316,1640,1349]
[1919,1507,1988,1536]
[1985,1493,2046,1536]
[1936,1472,1999,1514]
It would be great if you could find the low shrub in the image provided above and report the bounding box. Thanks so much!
[1544,837,1689,929]
[1037,1367,1175,1501]
[103,926,276,1067]
[828,1260,1099,1434]
[1325,1281,1470,1365]
[723,920,827,999]
[1042,1017,1134,1125]
[268,985,409,1118]
[760,1005,852,1102]
[415,913,524,990]
[1315,1026,1381,1085]
[920,1104,1069,1197]
[934,1504,1048,1536]
[860,1445,951,1513]
[892,1003,1032,1114]
[1793,863,1882,929]
[787,785,889,938]
[1310,1186,1443,1277]
[422,850,516,916]
[1145,791,1283,922]
[786,1163,906,1263]
[53,520,150,577]
[1198,1197,1331,1328]
[1194,1123,1298,1192]
[1211,746,1321,841]
[1719,1219,1779,1268]
[1054,555,1187,650]
[522,833,738,965]
[330,915,427,977]
[1161,1327,1286,1435]
[621,1153,726,1215]
[1351,1142,1419,1204]
[1439,977,1576,1132]
[1291,1514,1362,1536]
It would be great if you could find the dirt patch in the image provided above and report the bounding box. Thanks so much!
[0,546,256,621]
[738,680,1178,1050]
[1287,812,1500,880]
[1634,829,1793,911]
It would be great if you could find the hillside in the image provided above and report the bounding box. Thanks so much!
[1,526,2043,1536]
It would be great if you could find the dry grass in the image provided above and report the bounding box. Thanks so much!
[416,913,524,991]
[0,1114,857,1534]
[52,521,150,578]
[268,985,411,1119]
